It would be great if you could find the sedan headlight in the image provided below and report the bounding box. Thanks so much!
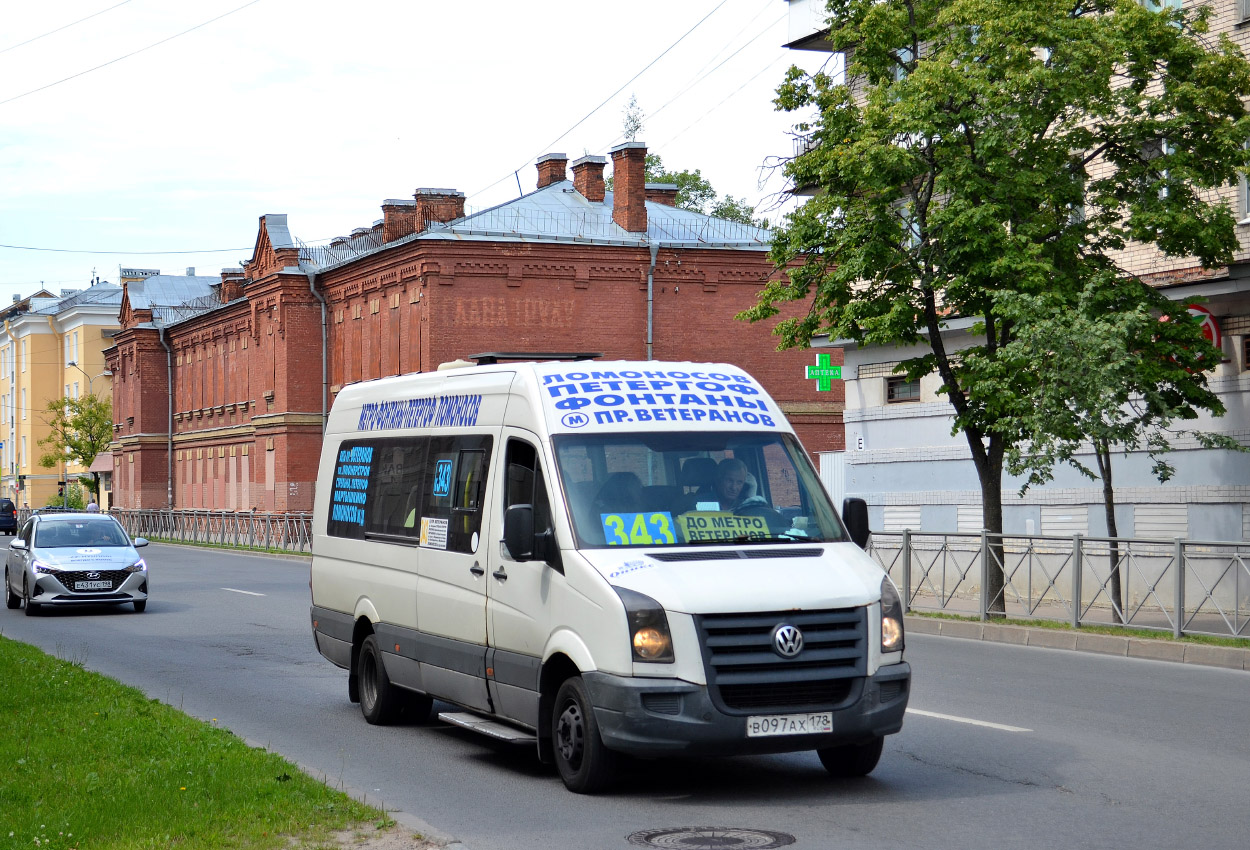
[880,575,905,654]
[124,559,147,573]
[615,587,674,663]
[33,561,59,575]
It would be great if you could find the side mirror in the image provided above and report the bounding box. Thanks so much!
[133,537,149,548]
[10,539,27,551]
[502,505,563,572]
[842,497,870,549]
[503,504,535,561]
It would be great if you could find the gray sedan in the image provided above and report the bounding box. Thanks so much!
[5,513,149,615]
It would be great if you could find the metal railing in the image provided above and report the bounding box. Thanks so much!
[868,530,1250,639]
[109,510,314,554]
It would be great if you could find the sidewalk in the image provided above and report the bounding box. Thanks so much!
[906,615,1250,671]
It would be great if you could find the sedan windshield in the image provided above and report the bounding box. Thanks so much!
[35,519,131,548]
[552,431,848,548]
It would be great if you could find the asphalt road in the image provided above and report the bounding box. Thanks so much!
[4,543,1249,850]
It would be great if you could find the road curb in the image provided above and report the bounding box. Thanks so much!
[905,615,1250,672]
[147,540,312,563]
[238,737,469,848]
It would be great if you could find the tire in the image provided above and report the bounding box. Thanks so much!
[133,599,147,613]
[23,578,39,617]
[357,635,401,725]
[817,736,884,778]
[551,676,617,794]
[400,691,435,724]
[5,570,20,609]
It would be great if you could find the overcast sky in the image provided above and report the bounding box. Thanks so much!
[0,0,830,300]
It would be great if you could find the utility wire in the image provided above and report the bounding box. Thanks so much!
[0,0,264,107]
[598,11,786,152]
[468,0,732,200]
[0,244,249,255]
[654,54,791,153]
[0,0,134,56]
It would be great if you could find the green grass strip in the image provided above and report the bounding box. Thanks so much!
[0,636,382,850]
[910,610,1250,648]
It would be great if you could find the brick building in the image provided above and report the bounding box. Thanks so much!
[106,142,843,511]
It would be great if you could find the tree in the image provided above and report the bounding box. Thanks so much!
[38,394,113,499]
[1001,280,1239,620]
[742,0,1250,613]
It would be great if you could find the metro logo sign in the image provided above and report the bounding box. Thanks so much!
[1186,304,1221,350]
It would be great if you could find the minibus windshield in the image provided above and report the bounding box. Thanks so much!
[552,431,849,548]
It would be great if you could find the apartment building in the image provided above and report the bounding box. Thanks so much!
[0,283,122,507]
[785,0,1250,540]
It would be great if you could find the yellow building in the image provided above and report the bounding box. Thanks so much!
[0,283,122,509]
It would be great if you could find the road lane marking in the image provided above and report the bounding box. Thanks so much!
[222,587,265,597]
[907,708,1032,733]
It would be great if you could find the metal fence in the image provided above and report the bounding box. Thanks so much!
[869,530,1250,639]
[108,510,314,554]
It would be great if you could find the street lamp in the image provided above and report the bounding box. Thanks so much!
[66,361,111,396]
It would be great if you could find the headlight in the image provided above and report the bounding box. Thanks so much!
[880,575,905,654]
[615,587,674,663]
[33,561,59,575]
[124,559,147,573]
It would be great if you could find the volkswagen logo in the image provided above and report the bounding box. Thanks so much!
[771,623,804,658]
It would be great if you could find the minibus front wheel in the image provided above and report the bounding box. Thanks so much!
[817,735,883,778]
[552,676,617,794]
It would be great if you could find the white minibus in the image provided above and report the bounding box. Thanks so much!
[310,356,909,792]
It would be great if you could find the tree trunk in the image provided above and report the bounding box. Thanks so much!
[1094,439,1124,624]
[968,432,1006,618]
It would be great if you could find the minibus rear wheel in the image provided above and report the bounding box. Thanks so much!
[358,635,401,724]
[552,676,617,793]
[817,735,883,778]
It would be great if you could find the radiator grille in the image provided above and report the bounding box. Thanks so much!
[696,607,866,714]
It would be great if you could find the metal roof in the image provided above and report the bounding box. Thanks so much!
[304,180,772,275]
[126,275,219,310]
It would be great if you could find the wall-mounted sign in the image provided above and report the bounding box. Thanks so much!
[1186,304,1222,350]
[806,353,842,391]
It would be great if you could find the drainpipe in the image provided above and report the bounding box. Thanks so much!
[301,263,328,432]
[157,325,173,508]
[646,241,659,360]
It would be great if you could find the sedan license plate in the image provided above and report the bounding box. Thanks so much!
[75,580,112,591]
[746,712,833,738]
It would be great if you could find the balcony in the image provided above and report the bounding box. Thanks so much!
[784,0,834,52]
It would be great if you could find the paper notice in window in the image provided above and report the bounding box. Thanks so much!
[420,517,449,549]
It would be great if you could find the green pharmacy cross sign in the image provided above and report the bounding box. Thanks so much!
[805,353,842,391]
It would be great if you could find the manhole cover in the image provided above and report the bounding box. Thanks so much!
[626,827,796,849]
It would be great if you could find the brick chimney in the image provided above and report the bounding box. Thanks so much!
[536,153,568,189]
[219,268,245,303]
[572,155,607,203]
[416,188,465,227]
[645,182,678,207]
[382,199,421,242]
[610,142,648,232]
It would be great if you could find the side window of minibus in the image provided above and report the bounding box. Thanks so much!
[504,439,554,539]
[502,437,557,565]
[425,435,493,554]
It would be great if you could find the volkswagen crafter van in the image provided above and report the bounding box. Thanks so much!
[310,357,909,792]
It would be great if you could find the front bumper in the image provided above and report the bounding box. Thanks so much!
[583,662,910,758]
[29,571,148,606]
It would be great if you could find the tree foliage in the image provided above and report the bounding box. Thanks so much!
[742,0,1250,610]
[38,394,113,497]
